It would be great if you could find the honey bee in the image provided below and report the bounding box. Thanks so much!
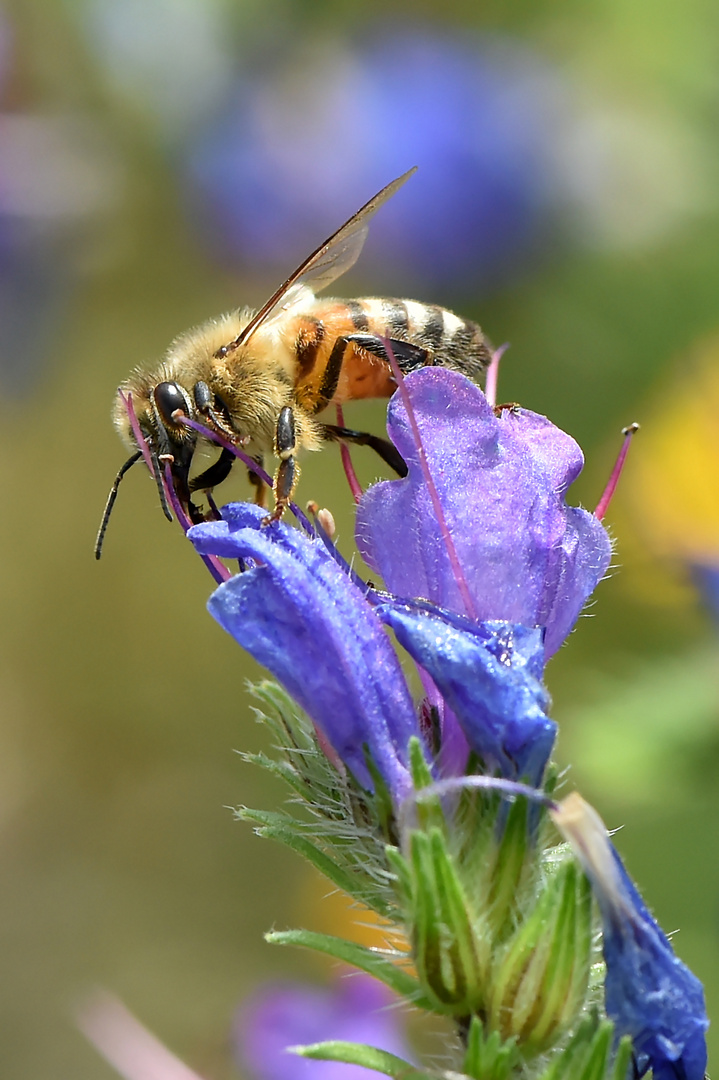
[95,167,492,558]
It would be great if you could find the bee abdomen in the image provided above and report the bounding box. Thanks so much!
[364,297,492,378]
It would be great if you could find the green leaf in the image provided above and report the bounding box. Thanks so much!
[266,929,432,1008]
[240,808,394,915]
[239,751,317,801]
[462,1017,518,1080]
[609,1036,634,1080]
[535,1013,617,1080]
[290,1040,433,1078]
[385,844,413,906]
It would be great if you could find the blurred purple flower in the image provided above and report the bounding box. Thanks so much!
[182,29,568,297]
[555,794,708,1080]
[356,369,612,659]
[0,8,11,94]
[236,973,412,1080]
[0,96,122,394]
[689,562,719,624]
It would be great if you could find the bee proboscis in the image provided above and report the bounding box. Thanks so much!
[96,167,492,558]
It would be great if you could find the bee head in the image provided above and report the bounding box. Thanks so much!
[98,379,201,560]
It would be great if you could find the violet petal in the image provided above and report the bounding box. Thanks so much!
[554,794,708,1080]
[190,506,418,801]
[356,369,612,658]
[377,599,555,787]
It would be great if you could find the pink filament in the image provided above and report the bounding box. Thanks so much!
[162,463,230,584]
[594,423,640,521]
[175,414,316,537]
[383,340,477,620]
[120,391,155,477]
[335,404,363,503]
[484,343,509,410]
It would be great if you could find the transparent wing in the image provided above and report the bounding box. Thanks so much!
[227,167,417,351]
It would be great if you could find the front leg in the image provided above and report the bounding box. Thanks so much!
[264,406,299,524]
[248,455,268,508]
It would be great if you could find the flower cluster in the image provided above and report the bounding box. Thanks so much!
[189,368,708,1080]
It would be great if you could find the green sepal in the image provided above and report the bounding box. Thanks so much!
[266,928,432,1008]
[385,844,413,907]
[610,1036,634,1080]
[239,807,394,916]
[407,737,446,836]
[484,795,531,940]
[290,1040,433,1078]
[462,1017,519,1080]
[488,859,591,1052]
[410,827,488,1014]
[535,1012,622,1080]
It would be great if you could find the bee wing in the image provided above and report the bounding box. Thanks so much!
[228,167,417,350]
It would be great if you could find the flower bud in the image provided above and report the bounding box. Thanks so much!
[487,858,592,1053]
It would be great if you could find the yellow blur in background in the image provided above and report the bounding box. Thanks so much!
[0,1,718,1076]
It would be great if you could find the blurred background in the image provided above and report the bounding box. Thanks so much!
[1,0,718,1075]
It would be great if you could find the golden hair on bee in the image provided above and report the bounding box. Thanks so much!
[96,167,492,558]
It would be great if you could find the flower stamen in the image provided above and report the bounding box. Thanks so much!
[120,390,173,523]
[594,423,640,521]
[161,462,230,585]
[484,342,510,410]
[175,414,316,537]
[382,339,477,620]
[335,404,363,504]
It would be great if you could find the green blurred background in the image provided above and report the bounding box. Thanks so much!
[0,0,718,1075]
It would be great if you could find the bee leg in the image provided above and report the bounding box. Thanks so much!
[264,407,298,524]
[248,456,268,509]
[189,446,236,494]
[193,380,236,439]
[345,333,430,374]
[322,424,408,477]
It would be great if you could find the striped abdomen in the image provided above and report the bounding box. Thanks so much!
[291,296,492,410]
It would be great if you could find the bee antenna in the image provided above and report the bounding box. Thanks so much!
[147,441,174,524]
[94,450,143,560]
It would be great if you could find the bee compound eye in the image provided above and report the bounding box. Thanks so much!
[154,381,188,426]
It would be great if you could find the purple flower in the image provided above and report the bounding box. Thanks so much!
[189,368,612,795]
[236,973,412,1080]
[190,501,562,794]
[190,503,418,803]
[554,794,709,1080]
[356,369,612,659]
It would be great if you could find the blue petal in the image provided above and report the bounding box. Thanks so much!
[376,599,556,787]
[601,850,708,1080]
[190,506,419,801]
[555,795,709,1080]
